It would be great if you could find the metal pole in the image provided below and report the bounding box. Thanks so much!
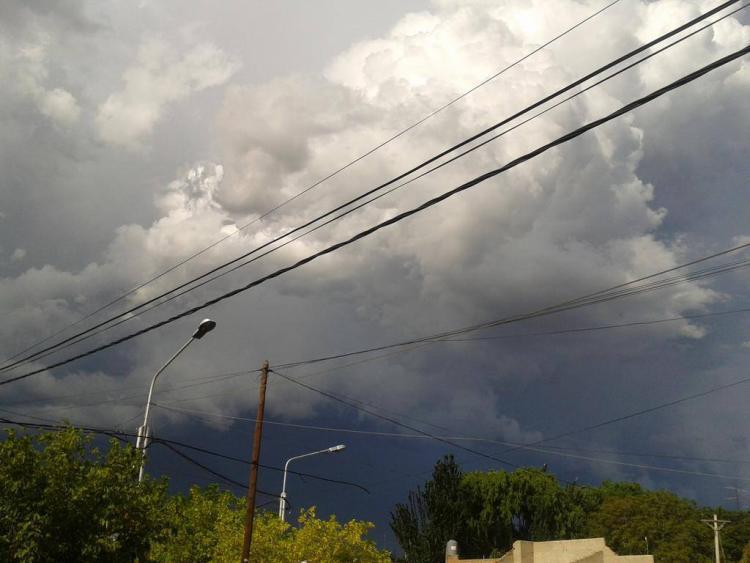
[137,336,194,482]
[278,458,292,521]
[241,360,269,563]
[277,444,346,522]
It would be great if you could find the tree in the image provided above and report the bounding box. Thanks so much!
[586,489,713,562]
[0,428,168,562]
[390,455,467,563]
[284,508,390,563]
[391,457,589,561]
[149,485,245,562]
[461,467,586,555]
[390,456,750,562]
[150,488,389,562]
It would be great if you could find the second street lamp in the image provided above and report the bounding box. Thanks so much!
[136,318,216,482]
[278,444,346,521]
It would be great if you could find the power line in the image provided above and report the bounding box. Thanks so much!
[155,401,750,466]
[265,372,750,485]
[153,440,253,492]
[272,369,519,469]
[65,0,749,363]
[0,369,255,408]
[0,417,366,496]
[273,250,750,371]
[3,1,740,373]
[3,43,747,388]
[1,0,624,370]
[8,263,750,418]
[148,434,370,494]
[498,371,750,457]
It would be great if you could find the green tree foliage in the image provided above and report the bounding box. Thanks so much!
[0,428,168,562]
[390,454,467,563]
[462,467,587,554]
[151,489,391,563]
[149,485,244,562]
[0,428,391,562]
[391,456,750,563]
[587,487,712,562]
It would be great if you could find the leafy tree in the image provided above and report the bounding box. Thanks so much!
[390,455,467,563]
[462,467,587,555]
[149,485,244,562]
[391,457,592,561]
[391,456,750,563]
[149,487,389,562]
[0,428,168,562]
[741,541,750,563]
[586,489,713,562]
[0,427,392,562]
[284,508,390,563]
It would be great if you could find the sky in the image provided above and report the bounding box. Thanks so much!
[1,0,750,553]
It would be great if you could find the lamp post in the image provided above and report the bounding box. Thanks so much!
[278,444,346,521]
[136,318,216,482]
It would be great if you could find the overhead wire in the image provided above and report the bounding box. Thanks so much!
[271,369,519,469]
[3,0,742,374]
[0,0,625,369]
[0,417,366,496]
[155,401,750,466]
[3,42,748,388]
[7,240,750,418]
[497,372,750,457]
[64,0,750,363]
[270,370,750,486]
[7,265,750,420]
[273,248,750,371]
[147,434,370,494]
[0,368,256,408]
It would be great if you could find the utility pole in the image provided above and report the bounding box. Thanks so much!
[702,513,729,563]
[724,486,748,511]
[240,360,269,563]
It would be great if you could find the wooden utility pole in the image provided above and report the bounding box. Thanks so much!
[702,513,729,563]
[240,360,269,563]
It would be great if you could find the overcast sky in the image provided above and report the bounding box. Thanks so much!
[1,0,750,551]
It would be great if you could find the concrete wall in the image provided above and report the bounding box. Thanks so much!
[446,538,654,563]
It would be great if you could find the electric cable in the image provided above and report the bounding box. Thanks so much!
[0,416,364,496]
[8,259,750,418]
[147,434,370,494]
[0,369,256,408]
[273,250,750,371]
[271,369,750,486]
[153,401,750,467]
[0,0,624,369]
[3,43,748,388]
[160,403,750,483]
[3,0,741,373]
[64,0,750,365]
[271,368,519,469]
[497,372,750,457]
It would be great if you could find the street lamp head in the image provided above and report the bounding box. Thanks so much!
[328,444,346,453]
[193,318,217,339]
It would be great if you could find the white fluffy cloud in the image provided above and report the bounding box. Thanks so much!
[2,0,750,491]
[95,39,240,149]
[1,36,81,127]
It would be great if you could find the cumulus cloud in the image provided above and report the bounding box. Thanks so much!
[95,39,240,149]
[1,36,82,127]
[1,0,749,493]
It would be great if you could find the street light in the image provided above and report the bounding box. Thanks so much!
[135,318,216,482]
[278,444,346,521]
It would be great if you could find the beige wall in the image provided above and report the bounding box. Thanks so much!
[446,538,654,563]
